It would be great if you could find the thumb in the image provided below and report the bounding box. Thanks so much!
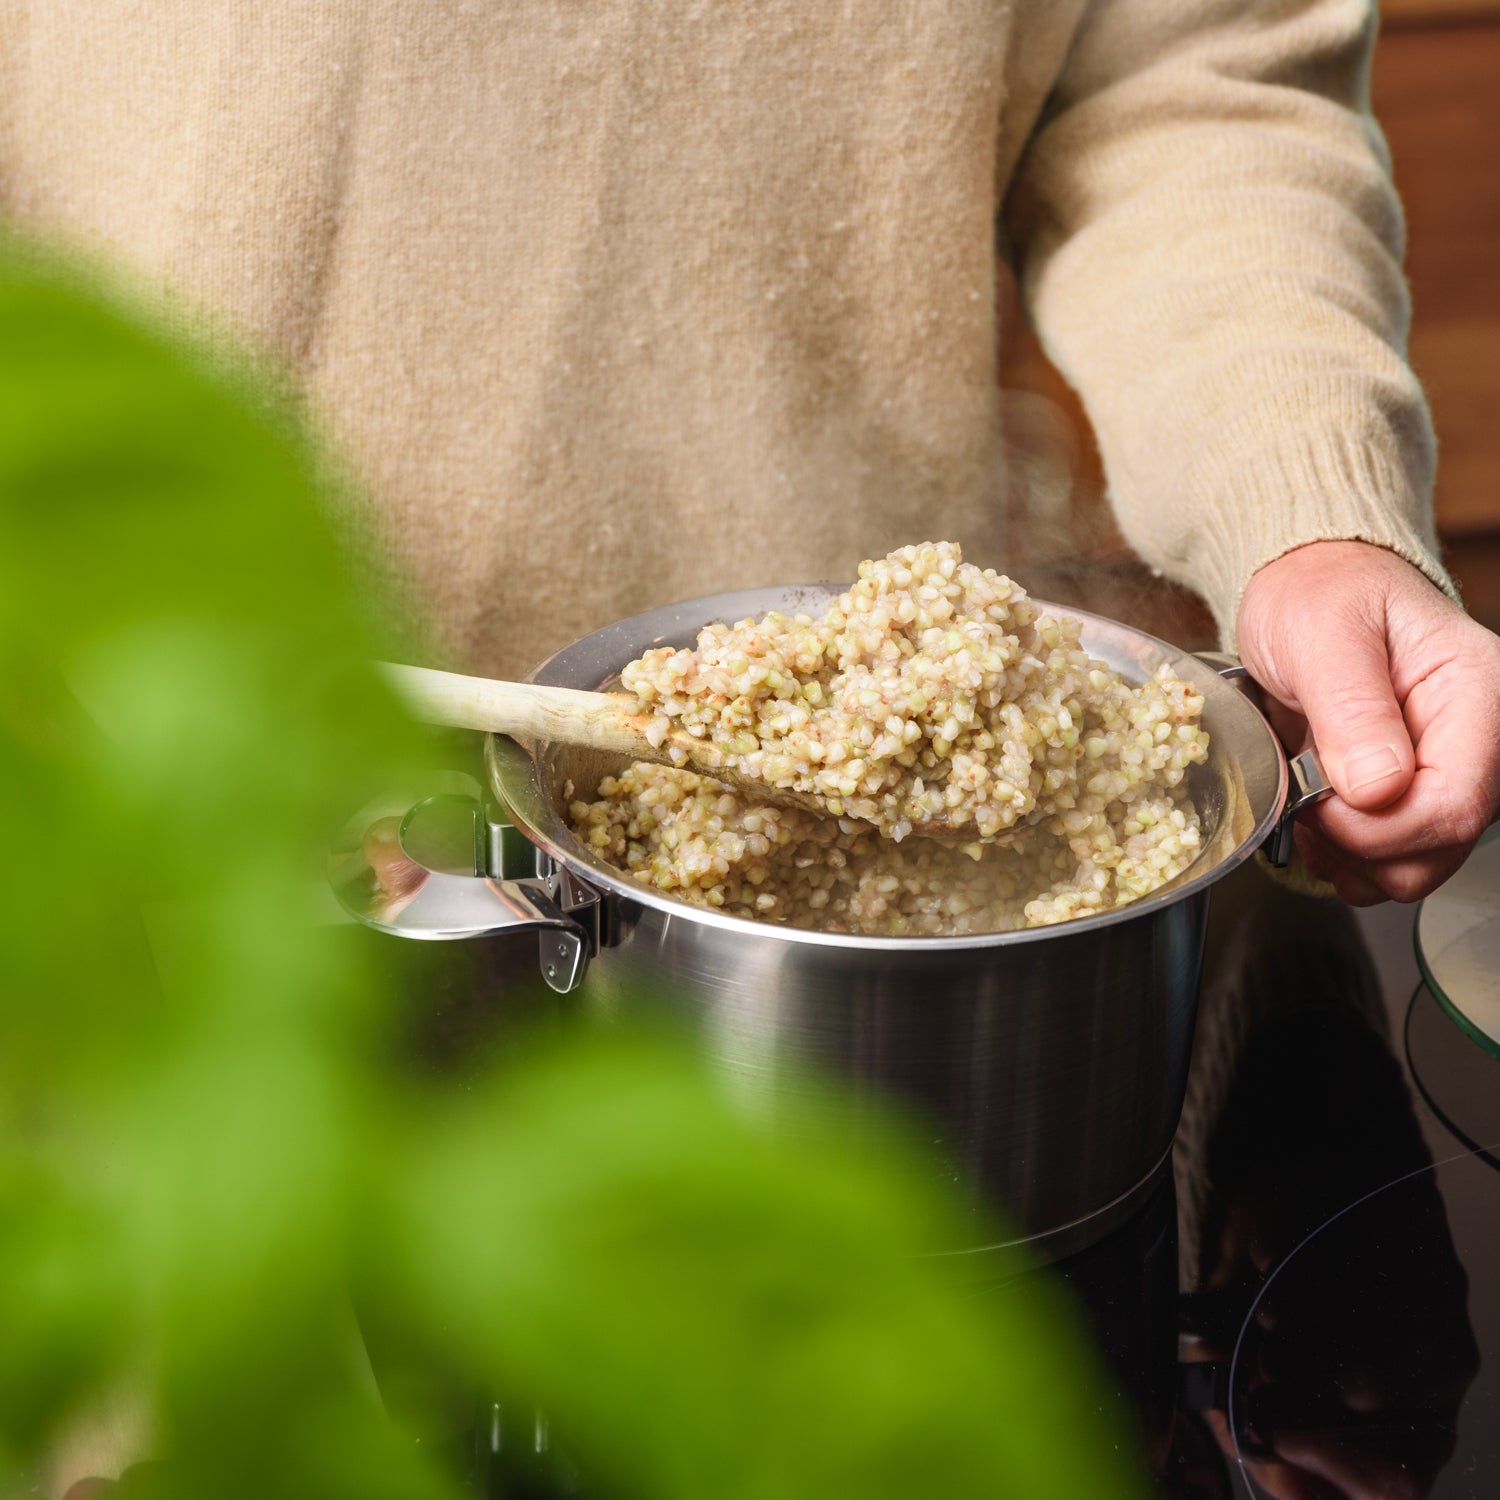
[1285,621,1414,812]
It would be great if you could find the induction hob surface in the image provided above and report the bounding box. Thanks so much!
[1047,861,1500,1500]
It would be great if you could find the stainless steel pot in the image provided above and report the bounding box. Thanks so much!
[333,585,1329,1262]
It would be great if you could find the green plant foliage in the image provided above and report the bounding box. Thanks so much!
[370,1032,1154,1500]
[0,241,1153,1500]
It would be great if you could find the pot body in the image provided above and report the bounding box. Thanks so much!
[562,873,1209,1260]
[340,582,1287,1261]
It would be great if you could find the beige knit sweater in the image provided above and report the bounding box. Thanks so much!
[0,1,1451,676]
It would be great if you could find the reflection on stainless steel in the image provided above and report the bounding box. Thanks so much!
[329,791,593,994]
[467,585,1297,1256]
[1261,747,1334,869]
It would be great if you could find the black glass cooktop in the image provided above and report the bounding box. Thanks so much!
[1223,1141,1497,1499]
[1044,859,1500,1500]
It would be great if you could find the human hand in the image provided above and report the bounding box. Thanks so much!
[1236,541,1500,904]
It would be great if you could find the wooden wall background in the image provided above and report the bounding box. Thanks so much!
[998,0,1500,638]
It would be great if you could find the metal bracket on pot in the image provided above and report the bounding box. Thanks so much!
[328,789,602,994]
[486,805,615,957]
[1266,748,1334,868]
[1199,652,1334,869]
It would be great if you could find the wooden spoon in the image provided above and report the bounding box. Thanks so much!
[379,663,1005,846]
[382,662,840,817]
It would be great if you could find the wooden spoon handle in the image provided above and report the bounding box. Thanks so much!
[379,663,988,843]
[379,663,651,756]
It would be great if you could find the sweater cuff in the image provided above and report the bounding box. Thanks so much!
[1170,382,1457,650]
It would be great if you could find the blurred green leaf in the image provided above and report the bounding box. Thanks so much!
[374,1030,1151,1500]
[0,239,1152,1500]
[0,1166,130,1455]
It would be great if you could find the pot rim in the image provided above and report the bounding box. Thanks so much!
[488,582,1287,951]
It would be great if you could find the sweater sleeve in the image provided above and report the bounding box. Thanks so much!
[1002,0,1455,646]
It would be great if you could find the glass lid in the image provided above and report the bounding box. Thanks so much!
[1415,827,1500,1060]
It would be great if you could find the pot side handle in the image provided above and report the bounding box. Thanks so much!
[1194,652,1333,868]
[328,791,594,994]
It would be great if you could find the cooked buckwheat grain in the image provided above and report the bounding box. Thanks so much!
[570,542,1209,934]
